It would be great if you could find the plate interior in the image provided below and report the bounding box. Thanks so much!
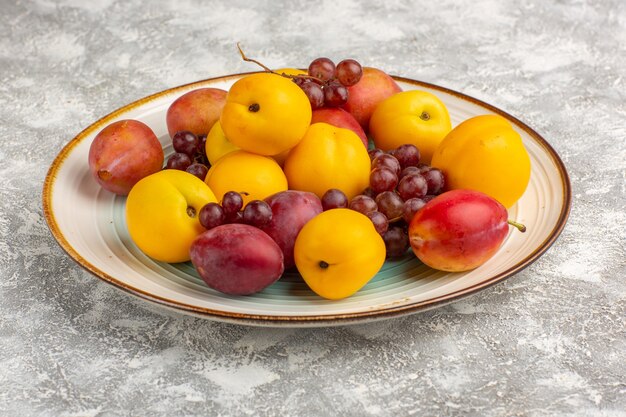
[43,74,570,325]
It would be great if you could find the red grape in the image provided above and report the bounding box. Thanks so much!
[172,130,199,156]
[371,154,401,176]
[186,163,209,181]
[323,81,349,107]
[198,134,207,148]
[397,174,428,200]
[321,189,349,210]
[403,197,427,224]
[336,59,363,86]
[308,57,336,81]
[375,191,404,220]
[221,191,243,215]
[369,167,398,194]
[367,211,389,235]
[416,163,432,174]
[349,195,378,215]
[199,202,225,230]
[300,81,325,109]
[195,134,209,165]
[368,148,385,162]
[383,227,410,258]
[243,200,273,227]
[391,144,421,168]
[362,187,377,198]
[292,77,307,87]
[399,166,420,179]
[166,152,192,171]
[422,168,445,194]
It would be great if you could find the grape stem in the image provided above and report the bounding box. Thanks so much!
[507,220,526,233]
[236,42,325,84]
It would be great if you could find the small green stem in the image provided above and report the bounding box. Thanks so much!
[508,220,526,233]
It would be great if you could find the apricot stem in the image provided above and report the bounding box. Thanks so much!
[318,260,330,269]
[507,220,526,233]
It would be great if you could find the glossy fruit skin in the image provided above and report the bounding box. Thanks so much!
[166,88,227,138]
[321,189,349,210]
[205,150,288,206]
[342,67,402,131]
[205,121,289,167]
[294,209,386,300]
[431,115,531,208]
[205,121,240,165]
[310,107,368,149]
[369,90,451,164]
[88,119,164,195]
[220,73,312,155]
[260,190,323,269]
[190,224,284,295]
[408,189,510,272]
[284,123,370,200]
[126,169,217,263]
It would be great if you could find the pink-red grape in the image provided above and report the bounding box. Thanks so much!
[371,154,401,176]
[349,194,378,215]
[375,191,404,220]
[323,81,349,107]
[422,168,445,194]
[308,57,336,81]
[362,187,377,198]
[403,197,427,224]
[166,152,192,171]
[300,81,325,109]
[369,167,398,194]
[199,202,225,230]
[397,174,428,200]
[186,163,209,181]
[336,59,363,86]
[221,191,243,215]
[383,227,410,258]
[172,130,199,156]
[321,189,349,210]
[367,211,389,235]
[243,200,273,227]
[399,166,420,179]
[391,144,421,168]
[368,148,385,162]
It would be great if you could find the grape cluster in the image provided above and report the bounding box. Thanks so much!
[351,144,445,258]
[291,57,363,109]
[166,130,211,181]
[199,191,273,231]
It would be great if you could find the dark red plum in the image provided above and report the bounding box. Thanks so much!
[261,190,323,269]
[190,224,284,295]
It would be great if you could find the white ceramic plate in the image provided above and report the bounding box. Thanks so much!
[43,73,571,327]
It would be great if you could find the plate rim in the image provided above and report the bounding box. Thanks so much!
[42,71,572,326]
